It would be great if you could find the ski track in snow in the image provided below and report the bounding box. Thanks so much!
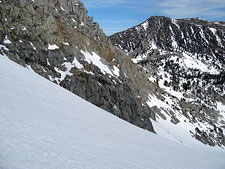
[0,54,225,169]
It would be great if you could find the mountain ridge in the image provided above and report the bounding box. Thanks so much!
[110,15,225,147]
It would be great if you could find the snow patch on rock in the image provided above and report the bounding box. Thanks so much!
[48,44,59,50]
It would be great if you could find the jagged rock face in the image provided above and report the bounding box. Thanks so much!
[0,0,155,132]
[110,16,225,147]
[110,16,225,60]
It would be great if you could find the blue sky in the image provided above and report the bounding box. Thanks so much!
[82,0,225,35]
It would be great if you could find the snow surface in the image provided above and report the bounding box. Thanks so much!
[60,6,65,11]
[152,114,210,148]
[151,41,157,49]
[81,50,119,77]
[171,19,180,29]
[183,52,219,74]
[72,57,84,69]
[217,102,225,119]
[169,26,179,49]
[30,42,36,50]
[63,42,70,46]
[147,95,171,109]
[132,56,145,63]
[80,22,85,26]
[54,64,73,81]
[71,18,77,23]
[48,44,59,50]
[199,26,208,44]
[3,36,11,44]
[52,57,85,83]
[0,54,225,169]
[113,65,120,77]
[22,26,27,31]
[169,53,220,74]
[209,28,223,47]
[147,93,224,149]
[142,21,148,31]
[0,44,9,51]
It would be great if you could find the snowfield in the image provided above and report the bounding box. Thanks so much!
[0,54,225,169]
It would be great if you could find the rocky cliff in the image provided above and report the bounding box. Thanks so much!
[0,0,155,132]
[110,16,225,147]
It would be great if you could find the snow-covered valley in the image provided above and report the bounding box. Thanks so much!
[0,54,225,169]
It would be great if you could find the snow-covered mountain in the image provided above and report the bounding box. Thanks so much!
[1,54,225,169]
[0,0,225,148]
[110,16,225,147]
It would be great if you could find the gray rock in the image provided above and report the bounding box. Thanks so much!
[0,0,156,139]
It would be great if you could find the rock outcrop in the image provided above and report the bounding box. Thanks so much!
[0,0,155,132]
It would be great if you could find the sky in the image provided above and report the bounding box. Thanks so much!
[81,0,225,35]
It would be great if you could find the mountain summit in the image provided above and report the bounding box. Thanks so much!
[110,16,225,147]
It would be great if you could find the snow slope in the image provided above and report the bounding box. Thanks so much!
[0,54,225,169]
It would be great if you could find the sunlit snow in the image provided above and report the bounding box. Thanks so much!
[147,95,171,109]
[0,44,9,51]
[217,102,225,119]
[3,36,11,44]
[48,44,59,50]
[1,54,225,169]
[62,42,70,46]
[209,28,223,47]
[142,21,148,31]
[81,50,119,77]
